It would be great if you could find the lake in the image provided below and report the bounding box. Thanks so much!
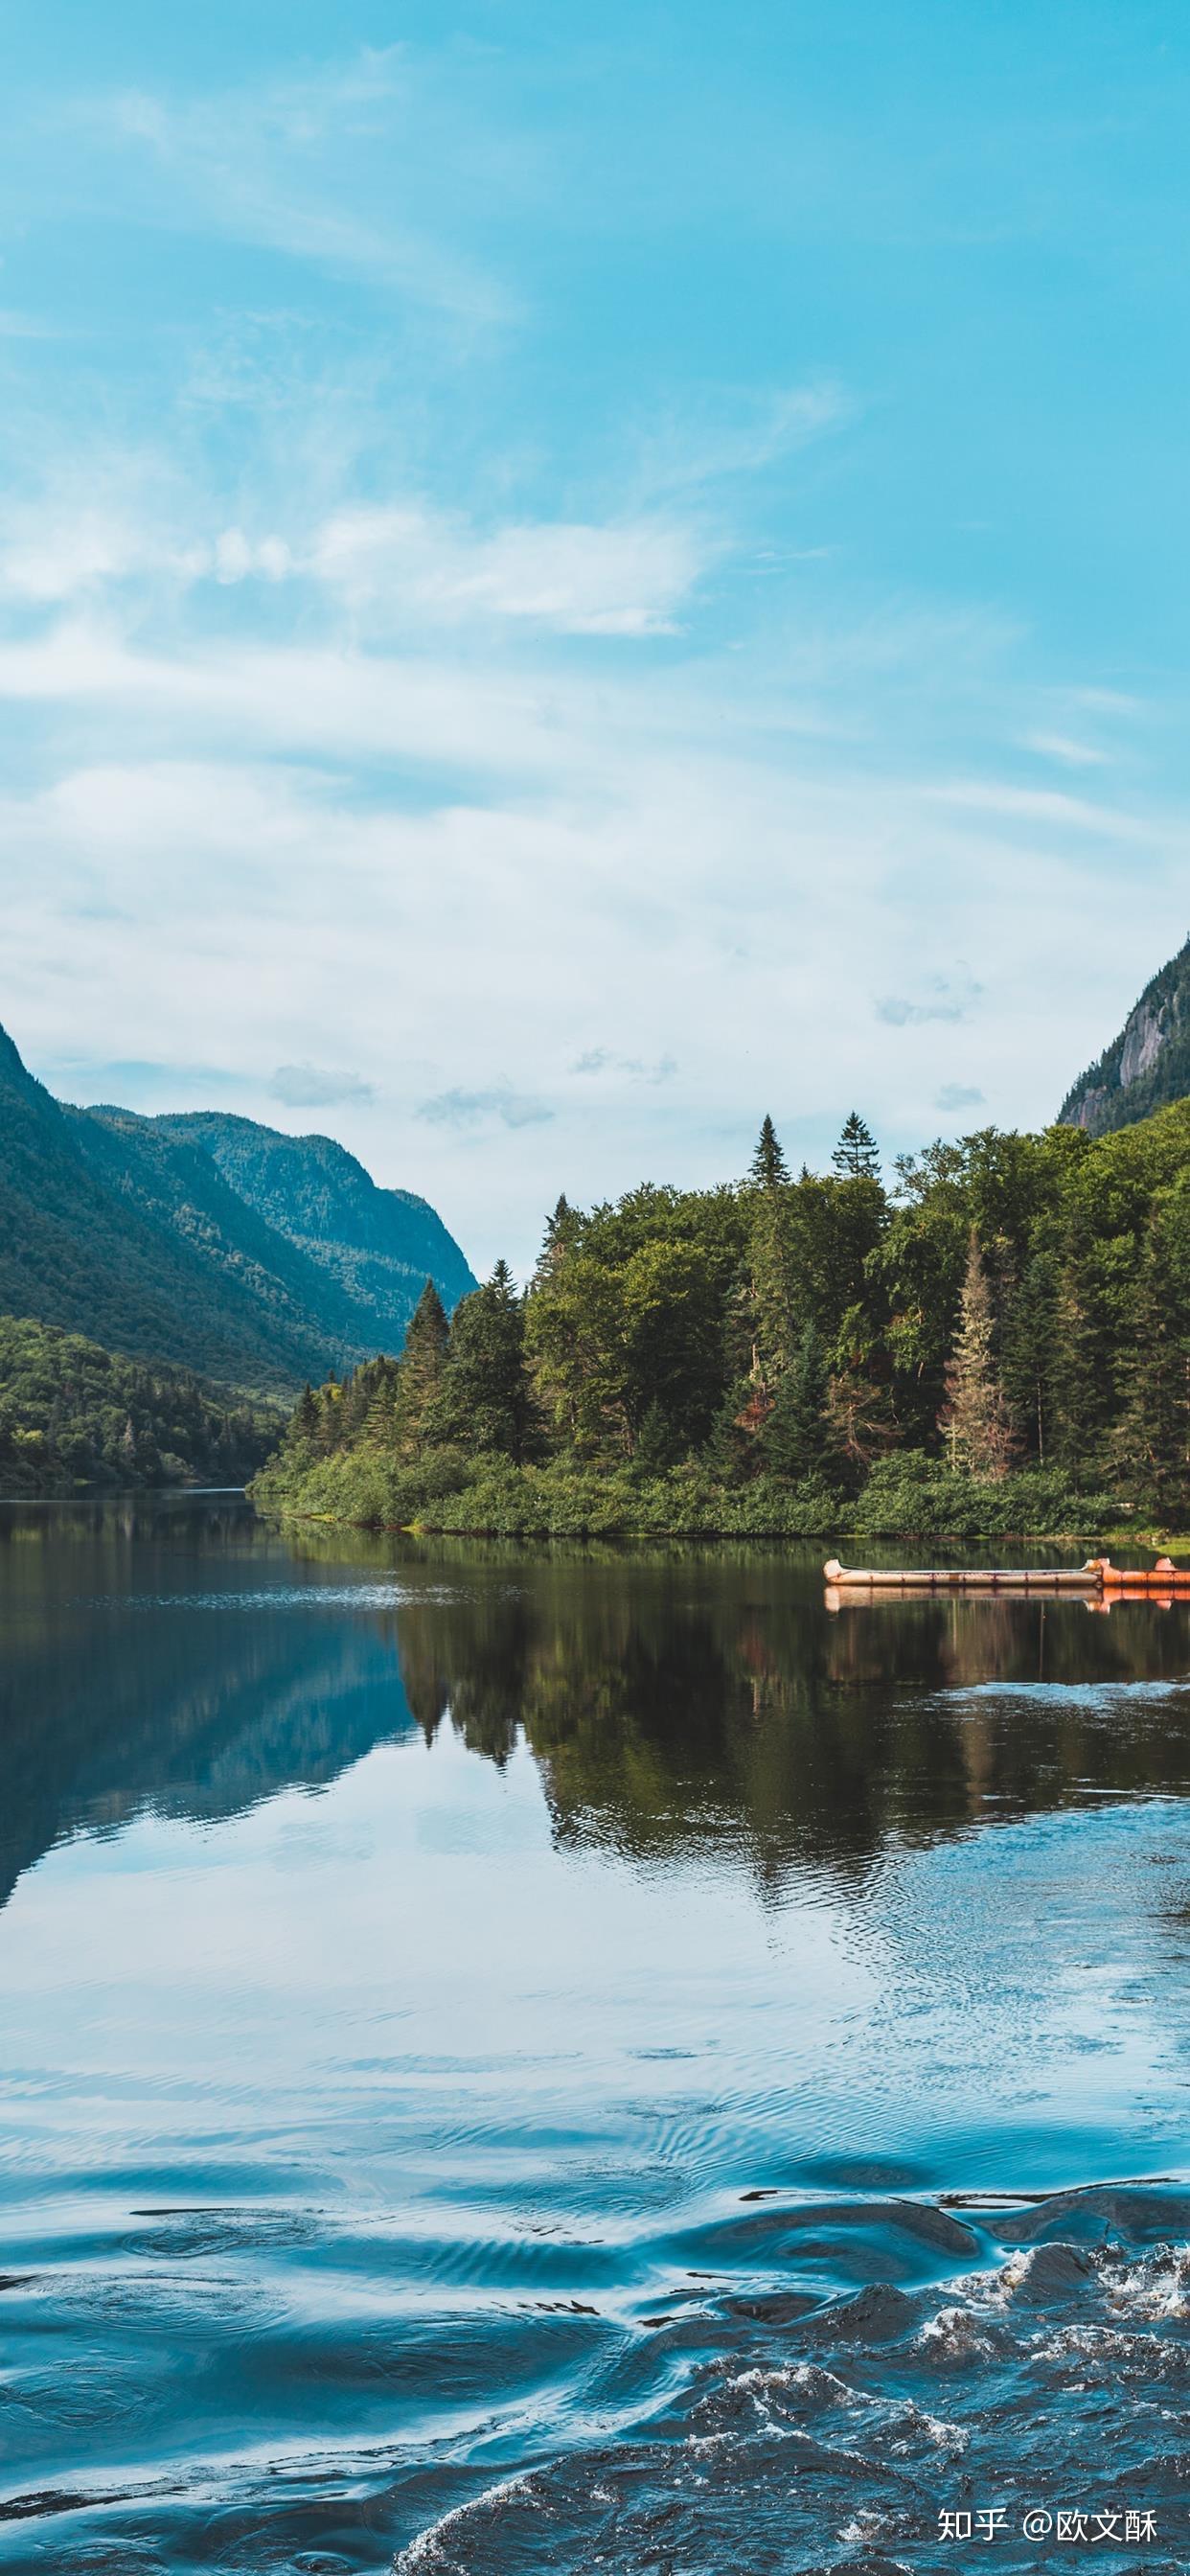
[1,1498,1188,2572]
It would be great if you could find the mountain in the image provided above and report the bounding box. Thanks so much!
[0,1025,475,1392]
[1060,935,1190,1136]
[151,1112,474,1342]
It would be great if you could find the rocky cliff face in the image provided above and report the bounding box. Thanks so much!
[1060,936,1190,1136]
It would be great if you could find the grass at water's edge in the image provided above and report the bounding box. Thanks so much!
[265,1508,1190,1549]
[249,1454,1181,1549]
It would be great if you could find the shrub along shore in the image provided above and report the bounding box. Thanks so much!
[250,1102,1190,1542]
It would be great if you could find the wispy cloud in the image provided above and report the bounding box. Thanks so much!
[571,1047,678,1083]
[417,1086,554,1130]
[929,779,1143,839]
[0,479,703,636]
[270,1062,376,1108]
[309,504,703,634]
[630,379,852,501]
[935,1081,985,1110]
[68,53,515,323]
[1024,731,1108,769]
[876,972,984,1028]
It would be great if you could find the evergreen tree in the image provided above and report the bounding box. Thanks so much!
[632,1398,682,1475]
[744,1184,798,1386]
[1000,1252,1058,1464]
[1115,1187,1190,1516]
[759,1323,829,1481]
[748,1116,790,1190]
[833,1113,881,1180]
[252,1092,1190,1529]
[392,1280,450,1459]
[437,1260,533,1460]
[533,1194,580,1286]
[1047,1221,1112,1482]
[938,1228,1017,1478]
[701,1270,769,1483]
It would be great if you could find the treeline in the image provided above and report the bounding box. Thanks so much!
[0,1315,283,1496]
[252,1099,1190,1536]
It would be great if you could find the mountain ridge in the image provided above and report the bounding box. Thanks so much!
[151,1110,473,1345]
[0,1025,475,1392]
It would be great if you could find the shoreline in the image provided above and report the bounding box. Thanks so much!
[254,1498,1190,1554]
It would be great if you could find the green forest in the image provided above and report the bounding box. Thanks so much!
[0,1317,283,1496]
[251,1097,1190,1539]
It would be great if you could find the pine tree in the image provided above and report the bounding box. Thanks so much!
[533,1194,580,1286]
[745,1184,798,1385]
[1000,1253,1058,1464]
[760,1323,829,1481]
[938,1228,1017,1479]
[748,1116,790,1190]
[437,1260,533,1460]
[832,1112,881,1180]
[632,1398,681,1475]
[1047,1221,1112,1482]
[701,1270,769,1483]
[1115,1191,1190,1517]
[392,1280,450,1459]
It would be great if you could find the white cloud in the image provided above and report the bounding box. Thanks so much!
[0,484,703,635]
[417,1087,555,1131]
[308,504,705,633]
[270,1062,376,1107]
[0,505,203,603]
[3,686,1182,1276]
[571,1047,678,1084]
[935,1082,985,1111]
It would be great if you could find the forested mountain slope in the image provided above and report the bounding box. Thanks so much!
[0,1025,473,1392]
[154,1113,474,1337]
[0,1316,280,1495]
[1061,936,1190,1135]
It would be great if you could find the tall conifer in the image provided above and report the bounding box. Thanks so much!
[832,1113,881,1180]
[938,1228,1017,1478]
[392,1279,450,1459]
[749,1116,790,1189]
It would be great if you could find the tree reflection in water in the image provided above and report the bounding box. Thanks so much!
[3,1501,1190,1914]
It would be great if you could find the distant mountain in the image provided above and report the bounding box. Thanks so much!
[152,1112,474,1343]
[1060,935,1190,1136]
[0,1025,475,1392]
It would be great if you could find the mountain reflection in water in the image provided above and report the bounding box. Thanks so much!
[0,1501,1188,2574]
[3,1502,1190,1899]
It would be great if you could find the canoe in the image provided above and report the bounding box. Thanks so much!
[823,1558,1098,1593]
[824,1554,1190,1595]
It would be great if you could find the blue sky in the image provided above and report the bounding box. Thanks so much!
[1,1,1186,1273]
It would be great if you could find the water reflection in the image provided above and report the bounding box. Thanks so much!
[3,1504,1190,2573]
[3,1502,1190,1913]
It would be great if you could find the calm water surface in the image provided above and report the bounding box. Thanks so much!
[1,1500,1189,2571]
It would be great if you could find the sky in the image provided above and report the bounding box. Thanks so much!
[1,0,1187,1276]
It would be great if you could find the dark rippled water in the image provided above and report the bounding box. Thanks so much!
[1,1502,1189,2571]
